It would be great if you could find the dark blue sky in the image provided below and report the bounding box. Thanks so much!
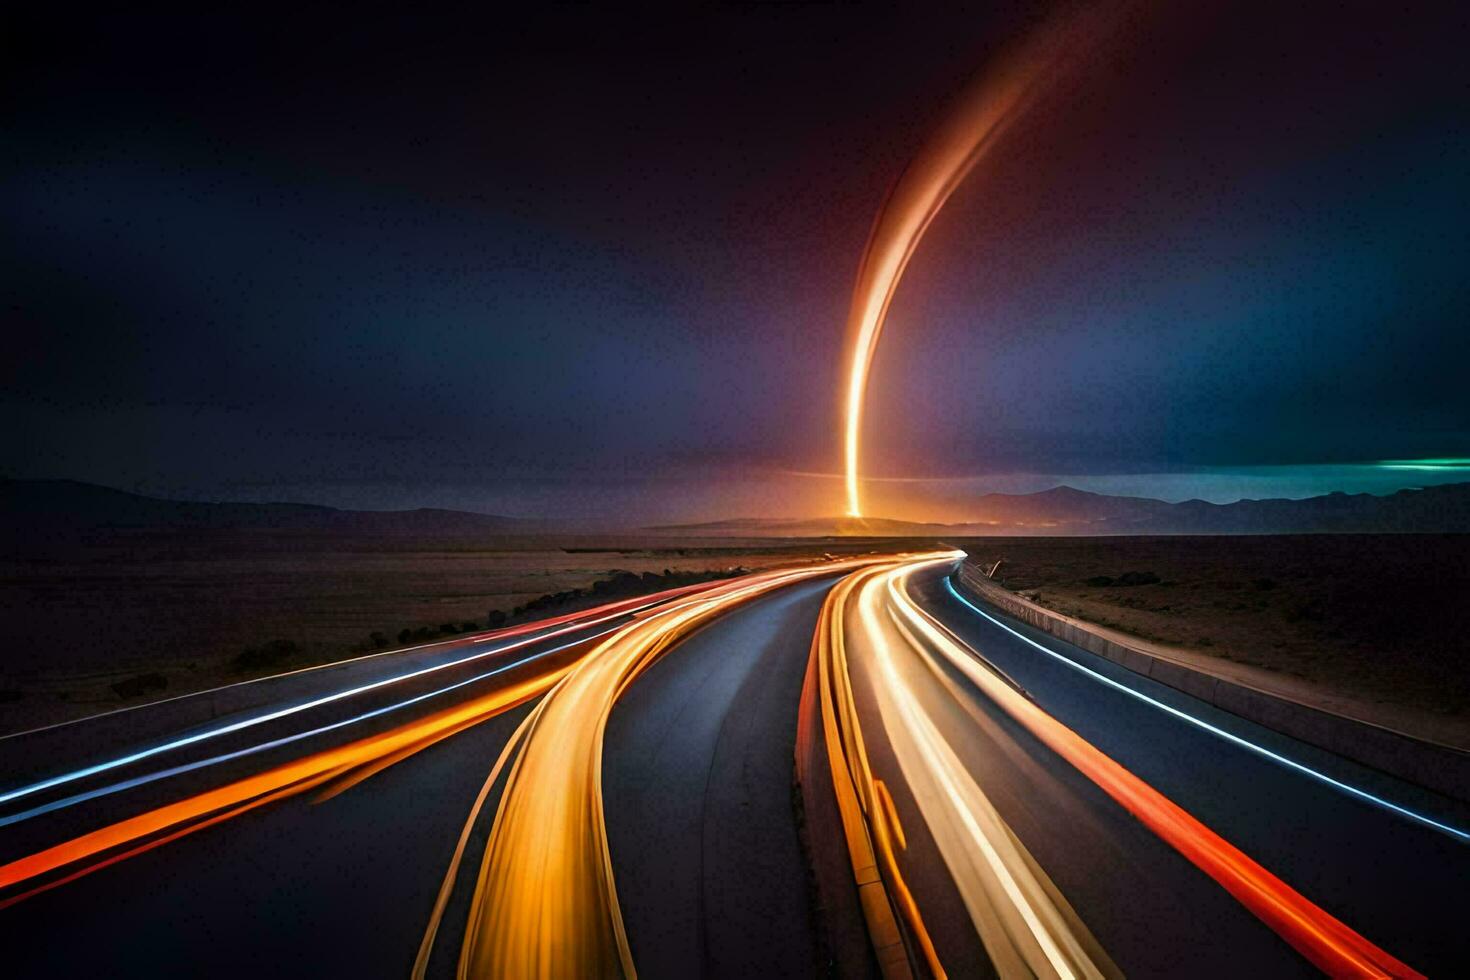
[5,4,1467,521]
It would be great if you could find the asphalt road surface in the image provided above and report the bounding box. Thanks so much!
[3,555,1466,977]
[0,572,851,978]
[602,578,832,978]
[831,559,1470,978]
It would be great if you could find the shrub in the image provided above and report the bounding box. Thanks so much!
[486,610,507,628]
[1085,575,1115,587]
[1116,571,1161,587]
[398,628,413,644]
[591,571,641,597]
[112,672,168,699]
[370,631,388,648]
[1285,601,1323,623]
[232,639,300,673]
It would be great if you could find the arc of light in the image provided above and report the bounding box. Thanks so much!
[841,16,1096,518]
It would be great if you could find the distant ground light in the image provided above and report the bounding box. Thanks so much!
[1027,463,1470,503]
[1376,458,1470,472]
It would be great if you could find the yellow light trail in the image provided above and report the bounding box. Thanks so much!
[446,557,892,979]
[807,560,950,978]
[813,556,1118,978]
[828,554,1423,978]
[839,11,1112,517]
[0,657,572,903]
[0,583,731,906]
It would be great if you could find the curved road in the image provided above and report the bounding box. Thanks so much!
[911,562,1470,976]
[814,557,1470,978]
[2,555,1466,977]
[602,577,833,977]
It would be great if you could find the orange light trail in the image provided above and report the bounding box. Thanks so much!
[807,560,952,978]
[450,557,893,979]
[814,557,1118,978]
[0,660,571,900]
[839,11,1113,517]
[869,555,1424,978]
[0,578,754,904]
[0,581,723,814]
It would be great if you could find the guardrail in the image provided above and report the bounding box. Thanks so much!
[953,560,1470,804]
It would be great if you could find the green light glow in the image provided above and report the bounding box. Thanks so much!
[1376,458,1470,471]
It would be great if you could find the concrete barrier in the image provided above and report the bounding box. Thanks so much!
[953,560,1470,804]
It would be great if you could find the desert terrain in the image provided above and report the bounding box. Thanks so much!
[954,534,1470,735]
[0,529,888,733]
[4,529,1466,738]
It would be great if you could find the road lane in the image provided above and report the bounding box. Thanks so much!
[4,701,534,977]
[8,553,1464,978]
[916,563,1470,975]
[601,577,834,979]
[3,563,884,979]
[817,556,1467,976]
[855,565,1315,977]
[0,582,754,978]
[447,561,893,978]
[0,579,745,877]
[0,587,688,807]
[0,619,619,875]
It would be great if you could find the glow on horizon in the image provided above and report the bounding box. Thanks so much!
[840,12,1107,518]
[1377,458,1470,471]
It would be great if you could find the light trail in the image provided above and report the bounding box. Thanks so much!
[807,565,943,979]
[0,767,344,912]
[815,557,1118,979]
[450,558,888,979]
[875,557,1424,977]
[0,566,837,910]
[412,709,539,980]
[0,623,624,829]
[0,584,706,809]
[0,634,593,901]
[839,11,1110,517]
[941,577,1470,843]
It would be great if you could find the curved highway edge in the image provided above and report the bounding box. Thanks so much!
[795,552,1469,978]
[0,572,832,973]
[0,556,903,978]
[4,553,1468,978]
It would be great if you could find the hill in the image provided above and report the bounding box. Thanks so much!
[647,483,1470,536]
[9,477,1469,538]
[0,479,532,534]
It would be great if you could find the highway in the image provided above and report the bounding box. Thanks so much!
[811,556,1470,979]
[2,553,1467,977]
[0,586,665,976]
[602,577,835,977]
[0,562,875,978]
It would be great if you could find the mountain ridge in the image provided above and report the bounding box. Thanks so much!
[6,478,1469,536]
[647,483,1470,536]
[0,478,532,533]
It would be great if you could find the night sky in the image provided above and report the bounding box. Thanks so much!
[6,4,1468,522]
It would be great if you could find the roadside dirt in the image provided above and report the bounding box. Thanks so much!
[952,534,1470,731]
[0,529,871,734]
